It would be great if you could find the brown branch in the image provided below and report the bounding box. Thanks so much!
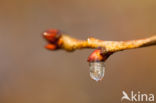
[42,29,156,81]
[43,29,156,52]
[60,35,156,51]
[42,29,156,62]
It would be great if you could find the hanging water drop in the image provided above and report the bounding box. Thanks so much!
[89,62,105,82]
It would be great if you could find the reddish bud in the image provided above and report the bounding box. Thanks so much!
[45,44,57,50]
[42,29,61,43]
[42,29,62,50]
[88,48,113,62]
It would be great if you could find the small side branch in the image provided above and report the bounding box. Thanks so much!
[60,35,156,52]
[42,29,156,81]
[42,29,156,62]
[42,29,156,53]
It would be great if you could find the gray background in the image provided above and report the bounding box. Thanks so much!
[0,0,156,103]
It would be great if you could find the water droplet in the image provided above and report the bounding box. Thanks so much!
[89,62,105,82]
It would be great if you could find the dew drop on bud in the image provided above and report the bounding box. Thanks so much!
[89,62,105,82]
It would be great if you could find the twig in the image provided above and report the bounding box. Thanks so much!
[42,29,156,61]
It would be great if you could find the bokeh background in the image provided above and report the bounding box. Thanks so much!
[0,0,156,103]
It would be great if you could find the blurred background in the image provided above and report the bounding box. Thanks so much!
[0,0,156,103]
